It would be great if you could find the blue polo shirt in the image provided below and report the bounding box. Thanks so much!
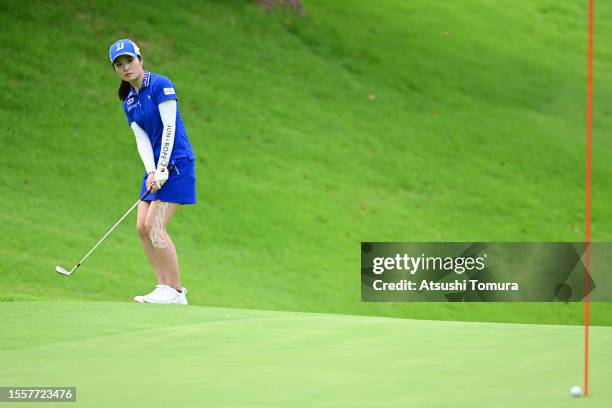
[123,71,195,163]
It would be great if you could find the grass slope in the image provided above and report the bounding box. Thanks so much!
[1,301,612,407]
[1,0,612,324]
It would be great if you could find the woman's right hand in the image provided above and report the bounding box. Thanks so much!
[146,172,158,193]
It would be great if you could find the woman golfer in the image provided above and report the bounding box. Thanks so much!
[109,38,196,304]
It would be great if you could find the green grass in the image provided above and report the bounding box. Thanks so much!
[2,0,612,325]
[1,301,611,407]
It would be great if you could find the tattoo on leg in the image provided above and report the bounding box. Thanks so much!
[149,202,169,249]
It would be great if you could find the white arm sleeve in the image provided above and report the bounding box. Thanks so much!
[157,100,177,168]
[130,122,156,174]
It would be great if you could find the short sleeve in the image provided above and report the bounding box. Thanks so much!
[123,99,134,126]
[152,75,178,105]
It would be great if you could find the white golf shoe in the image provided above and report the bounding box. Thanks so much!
[134,284,165,303]
[143,285,188,305]
[178,287,188,305]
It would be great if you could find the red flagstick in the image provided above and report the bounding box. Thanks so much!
[584,0,593,397]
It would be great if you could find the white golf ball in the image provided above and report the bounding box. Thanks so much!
[570,386,582,397]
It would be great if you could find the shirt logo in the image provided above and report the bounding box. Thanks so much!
[142,71,150,87]
[163,87,176,95]
[127,98,134,105]
[127,100,140,112]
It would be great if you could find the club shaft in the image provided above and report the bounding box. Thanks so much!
[75,198,143,268]
[64,167,171,274]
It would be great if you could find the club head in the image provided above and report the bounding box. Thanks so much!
[55,266,72,276]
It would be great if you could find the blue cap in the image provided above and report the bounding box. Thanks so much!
[109,39,141,63]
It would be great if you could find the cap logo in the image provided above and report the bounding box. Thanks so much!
[115,42,125,51]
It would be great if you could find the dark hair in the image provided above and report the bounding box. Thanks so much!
[118,80,131,101]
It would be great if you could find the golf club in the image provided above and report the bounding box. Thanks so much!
[56,167,174,276]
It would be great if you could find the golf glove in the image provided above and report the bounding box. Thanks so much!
[154,166,169,189]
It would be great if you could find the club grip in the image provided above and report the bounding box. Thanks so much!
[140,165,176,200]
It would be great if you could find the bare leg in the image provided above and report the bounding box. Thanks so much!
[144,201,180,290]
[136,201,166,285]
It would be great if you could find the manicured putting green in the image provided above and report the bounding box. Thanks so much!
[1,301,610,407]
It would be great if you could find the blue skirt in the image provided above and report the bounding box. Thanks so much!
[139,157,197,204]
